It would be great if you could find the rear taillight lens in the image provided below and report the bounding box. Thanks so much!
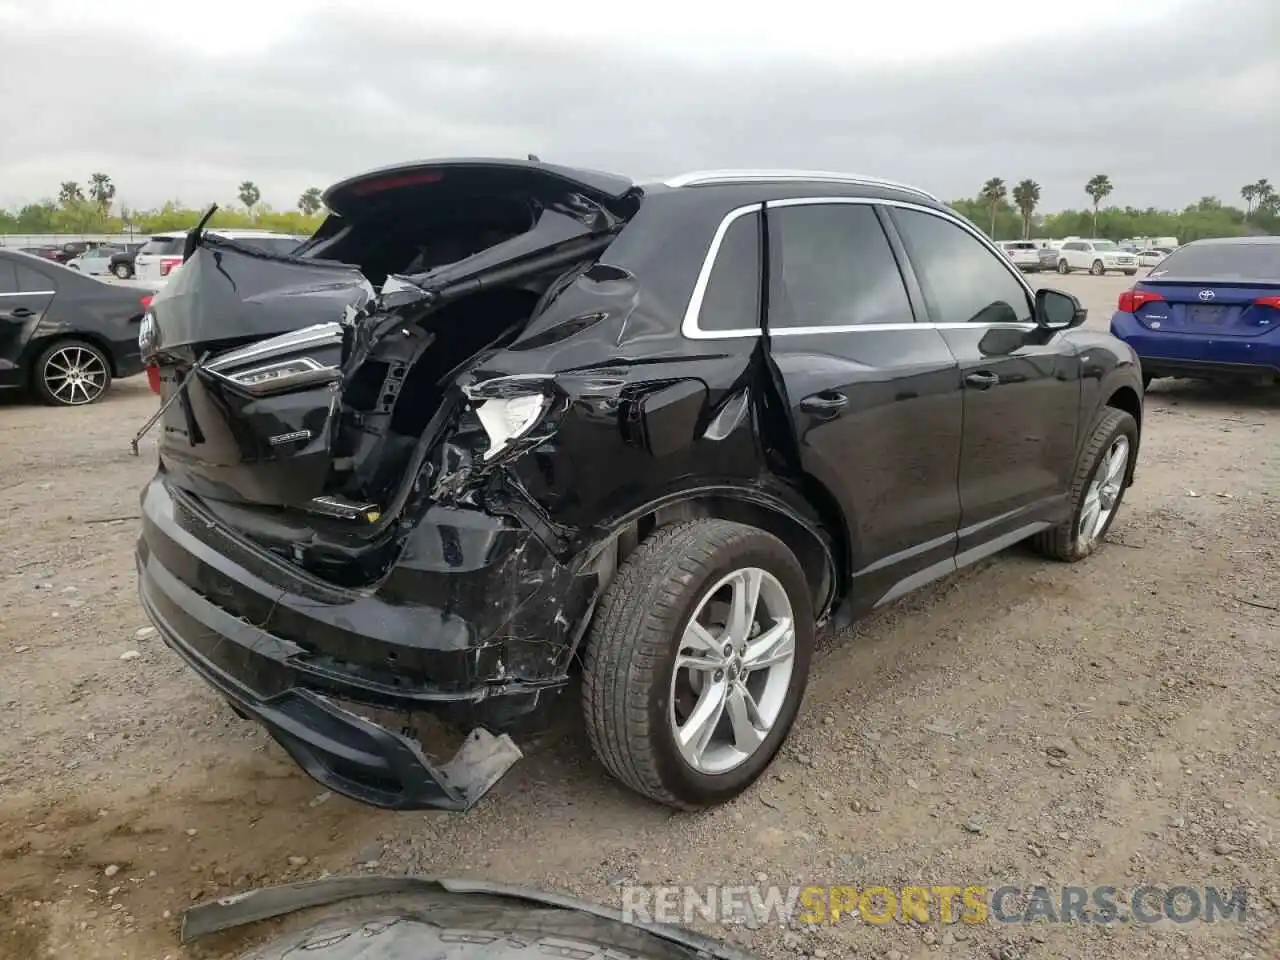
[146,364,161,394]
[140,295,153,309]
[1253,295,1280,309]
[1118,289,1164,313]
[159,257,182,277]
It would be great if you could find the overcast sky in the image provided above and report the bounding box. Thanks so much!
[0,0,1275,214]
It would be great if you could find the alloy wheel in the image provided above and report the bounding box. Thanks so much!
[43,345,108,405]
[1078,436,1130,545]
[668,567,796,775]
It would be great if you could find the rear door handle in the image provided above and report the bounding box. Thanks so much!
[800,391,849,416]
[10,307,35,318]
[964,371,1000,389]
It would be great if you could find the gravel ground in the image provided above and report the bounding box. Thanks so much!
[1,272,1277,960]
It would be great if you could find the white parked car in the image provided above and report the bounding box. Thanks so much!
[1137,247,1173,268]
[66,245,124,275]
[998,241,1045,272]
[1054,239,1139,276]
[134,230,305,283]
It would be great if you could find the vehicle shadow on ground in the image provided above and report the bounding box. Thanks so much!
[1146,377,1280,411]
[0,374,151,409]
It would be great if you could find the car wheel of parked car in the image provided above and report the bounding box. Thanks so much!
[112,263,132,279]
[1057,260,1070,274]
[1124,270,1137,276]
[1091,260,1106,276]
[1032,407,1137,562]
[1142,374,1153,390]
[32,339,112,406]
[582,519,814,809]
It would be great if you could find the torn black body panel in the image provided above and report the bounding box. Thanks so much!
[134,168,844,810]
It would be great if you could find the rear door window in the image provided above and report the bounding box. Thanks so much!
[767,202,914,328]
[0,261,17,293]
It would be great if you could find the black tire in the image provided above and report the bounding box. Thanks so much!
[1124,270,1137,276]
[1142,373,1153,390]
[1091,260,1106,276]
[582,519,814,809]
[31,339,113,406]
[112,262,132,279]
[1032,407,1137,562]
[1057,259,1071,274]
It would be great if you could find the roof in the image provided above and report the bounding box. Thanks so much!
[1185,235,1280,246]
[657,169,939,202]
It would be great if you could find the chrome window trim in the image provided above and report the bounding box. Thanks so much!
[662,169,939,203]
[681,196,1038,341]
[0,290,55,297]
[679,203,764,341]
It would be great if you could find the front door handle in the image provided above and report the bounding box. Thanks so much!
[964,371,1000,389]
[10,307,35,318]
[800,391,849,417]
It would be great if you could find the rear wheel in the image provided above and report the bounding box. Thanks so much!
[1124,270,1137,276]
[1142,373,1153,390]
[1032,407,1137,562]
[32,339,112,406]
[112,262,132,279]
[1091,260,1106,276]
[1057,260,1070,274]
[582,519,814,809]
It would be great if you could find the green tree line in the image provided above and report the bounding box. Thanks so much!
[0,174,329,236]
[3,172,1277,245]
[951,175,1277,244]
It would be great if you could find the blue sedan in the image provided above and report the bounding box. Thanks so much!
[1110,236,1280,387]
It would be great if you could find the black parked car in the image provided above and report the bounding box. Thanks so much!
[135,160,1144,813]
[0,248,152,404]
[109,240,147,279]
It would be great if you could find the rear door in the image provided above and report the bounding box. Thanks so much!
[0,257,57,388]
[886,205,1082,552]
[759,199,964,607]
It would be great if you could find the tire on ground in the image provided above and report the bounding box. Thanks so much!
[582,519,814,809]
[31,338,113,406]
[1032,407,1138,562]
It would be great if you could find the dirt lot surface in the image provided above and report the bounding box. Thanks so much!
[2,272,1277,960]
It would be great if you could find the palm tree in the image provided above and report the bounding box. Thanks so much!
[1012,179,1041,240]
[88,173,116,217]
[237,180,262,218]
[58,181,84,207]
[979,177,1007,237]
[298,187,324,216]
[1084,174,1113,235]
[1241,183,1258,220]
[1256,178,1276,215]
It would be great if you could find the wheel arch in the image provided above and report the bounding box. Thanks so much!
[24,331,120,387]
[1103,384,1142,484]
[580,483,844,626]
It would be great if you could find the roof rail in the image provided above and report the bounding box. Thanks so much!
[661,169,939,202]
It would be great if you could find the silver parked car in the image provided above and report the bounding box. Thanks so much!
[66,245,123,275]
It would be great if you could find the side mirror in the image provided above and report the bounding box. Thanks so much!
[1036,288,1086,330]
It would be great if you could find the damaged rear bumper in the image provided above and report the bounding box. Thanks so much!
[135,475,591,810]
